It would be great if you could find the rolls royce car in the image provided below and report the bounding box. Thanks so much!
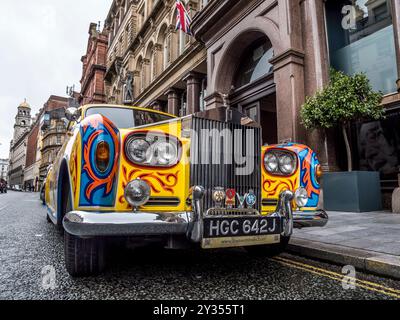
[43,104,328,277]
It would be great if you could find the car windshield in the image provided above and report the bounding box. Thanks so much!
[85,107,173,129]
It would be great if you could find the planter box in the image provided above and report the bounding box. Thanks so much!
[323,171,382,212]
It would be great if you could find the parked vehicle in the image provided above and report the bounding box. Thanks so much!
[43,104,328,276]
[0,179,7,194]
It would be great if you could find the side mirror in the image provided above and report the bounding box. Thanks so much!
[65,107,80,122]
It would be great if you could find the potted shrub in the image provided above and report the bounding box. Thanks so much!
[301,69,384,212]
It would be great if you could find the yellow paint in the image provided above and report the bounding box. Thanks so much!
[70,107,189,213]
[45,104,318,216]
[261,146,300,214]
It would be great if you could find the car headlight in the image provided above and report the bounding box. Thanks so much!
[153,141,178,166]
[124,179,151,208]
[294,188,308,208]
[125,133,181,167]
[279,153,296,175]
[264,150,297,176]
[126,138,151,164]
[264,153,279,173]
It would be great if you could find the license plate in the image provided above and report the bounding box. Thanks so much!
[202,217,282,249]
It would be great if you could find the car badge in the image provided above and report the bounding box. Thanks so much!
[236,193,247,209]
[212,187,225,208]
[246,190,257,209]
[225,189,236,209]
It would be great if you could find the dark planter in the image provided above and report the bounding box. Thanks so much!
[323,171,382,212]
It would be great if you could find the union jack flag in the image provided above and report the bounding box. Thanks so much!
[176,0,192,36]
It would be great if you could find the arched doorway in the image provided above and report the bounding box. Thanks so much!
[217,32,277,145]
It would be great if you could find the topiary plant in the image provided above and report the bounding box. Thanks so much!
[301,69,384,172]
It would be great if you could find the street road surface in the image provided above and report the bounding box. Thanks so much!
[1,191,399,300]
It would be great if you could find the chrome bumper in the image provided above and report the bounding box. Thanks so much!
[63,190,328,239]
[293,210,329,228]
[63,211,194,237]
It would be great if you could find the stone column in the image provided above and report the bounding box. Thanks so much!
[166,89,180,116]
[270,49,307,144]
[184,72,202,114]
[392,0,400,91]
[300,0,339,171]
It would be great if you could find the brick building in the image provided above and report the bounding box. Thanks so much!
[23,118,41,191]
[79,23,108,105]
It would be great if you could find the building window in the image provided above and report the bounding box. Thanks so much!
[150,50,157,81]
[326,0,397,94]
[179,90,187,117]
[164,33,171,68]
[234,37,274,88]
[200,78,207,112]
[352,109,400,183]
[178,30,190,55]
[125,0,129,14]
[202,0,209,10]
[140,62,145,92]
[138,5,145,29]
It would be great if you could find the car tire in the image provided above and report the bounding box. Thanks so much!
[58,179,72,233]
[64,232,106,277]
[245,236,290,257]
[40,186,45,205]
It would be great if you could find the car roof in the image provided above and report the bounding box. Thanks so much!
[80,104,176,119]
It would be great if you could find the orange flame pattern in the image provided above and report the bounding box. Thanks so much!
[81,116,120,202]
[119,164,180,208]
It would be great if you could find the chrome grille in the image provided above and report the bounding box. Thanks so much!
[190,116,262,212]
[205,208,260,217]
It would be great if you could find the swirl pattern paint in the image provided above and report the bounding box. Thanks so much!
[79,115,120,207]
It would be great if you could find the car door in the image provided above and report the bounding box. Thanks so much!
[48,114,81,218]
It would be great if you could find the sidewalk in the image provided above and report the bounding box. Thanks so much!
[289,211,400,279]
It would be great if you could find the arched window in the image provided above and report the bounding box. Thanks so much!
[140,62,145,92]
[150,50,156,82]
[163,33,171,69]
[234,37,274,88]
[179,30,187,55]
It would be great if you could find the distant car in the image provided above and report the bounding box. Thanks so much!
[0,180,7,194]
[44,104,328,277]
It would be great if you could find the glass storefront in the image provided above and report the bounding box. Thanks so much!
[353,108,400,186]
[326,0,397,94]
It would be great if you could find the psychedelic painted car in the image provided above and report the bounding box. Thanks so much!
[44,104,328,276]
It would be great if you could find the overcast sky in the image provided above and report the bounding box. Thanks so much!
[0,0,111,158]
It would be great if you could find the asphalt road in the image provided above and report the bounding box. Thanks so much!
[1,191,400,300]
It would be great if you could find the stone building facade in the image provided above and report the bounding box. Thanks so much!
[104,0,208,116]
[39,96,69,185]
[8,101,32,188]
[101,0,400,205]
[191,0,400,204]
[24,114,42,192]
[0,159,8,182]
[79,23,109,105]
